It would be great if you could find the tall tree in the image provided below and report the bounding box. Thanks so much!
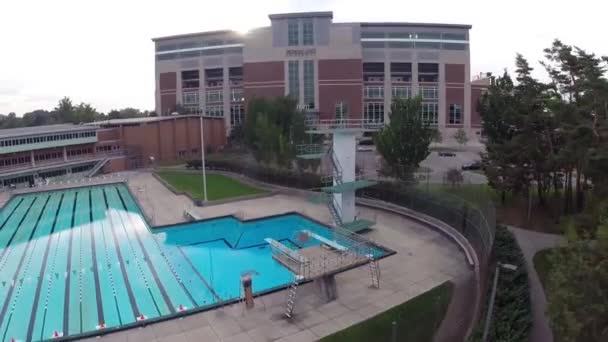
[53,97,75,123]
[374,97,434,181]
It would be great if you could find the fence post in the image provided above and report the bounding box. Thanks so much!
[391,321,397,342]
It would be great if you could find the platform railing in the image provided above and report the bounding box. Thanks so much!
[295,144,326,156]
[305,118,384,131]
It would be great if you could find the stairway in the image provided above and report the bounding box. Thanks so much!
[327,196,343,227]
[284,276,302,318]
[87,157,109,177]
[369,256,380,288]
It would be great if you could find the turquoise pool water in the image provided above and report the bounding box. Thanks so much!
[0,184,387,341]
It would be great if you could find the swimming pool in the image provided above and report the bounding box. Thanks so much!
[0,184,387,341]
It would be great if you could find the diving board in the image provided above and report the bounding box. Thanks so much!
[300,230,347,251]
[264,238,308,263]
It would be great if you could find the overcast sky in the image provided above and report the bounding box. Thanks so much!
[0,0,606,115]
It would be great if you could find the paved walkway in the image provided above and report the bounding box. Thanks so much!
[73,172,471,342]
[508,226,564,342]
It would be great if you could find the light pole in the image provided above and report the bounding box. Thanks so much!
[482,262,518,342]
[199,114,208,202]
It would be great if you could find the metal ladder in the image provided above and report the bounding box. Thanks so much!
[369,256,380,288]
[285,275,302,318]
[327,195,343,227]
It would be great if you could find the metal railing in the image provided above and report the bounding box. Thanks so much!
[305,118,385,131]
[295,144,326,156]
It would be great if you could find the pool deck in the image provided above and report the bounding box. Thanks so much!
[24,171,471,342]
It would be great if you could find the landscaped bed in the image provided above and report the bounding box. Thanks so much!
[320,281,453,342]
[155,170,267,201]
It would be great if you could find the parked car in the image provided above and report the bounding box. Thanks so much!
[357,139,375,152]
[438,151,456,157]
[462,161,482,170]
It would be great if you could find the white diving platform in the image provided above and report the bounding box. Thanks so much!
[300,230,347,252]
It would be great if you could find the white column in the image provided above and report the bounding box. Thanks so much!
[438,63,447,131]
[464,61,472,134]
[63,146,67,161]
[332,133,357,223]
[223,64,231,134]
[384,59,391,124]
[176,71,182,113]
[30,150,35,167]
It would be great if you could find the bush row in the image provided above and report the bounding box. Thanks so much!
[469,225,532,342]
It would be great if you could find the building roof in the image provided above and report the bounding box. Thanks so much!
[152,30,239,42]
[360,22,472,29]
[268,11,333,20]
[90,115,205,126]
[0,124,98,139]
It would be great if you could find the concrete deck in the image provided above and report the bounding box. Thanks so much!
[7,172,471,342]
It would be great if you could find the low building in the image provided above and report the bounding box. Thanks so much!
[0,116,226,188]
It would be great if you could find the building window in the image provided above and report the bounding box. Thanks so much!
[420,86,438,100]
[230,88,244,102]
[206,90,223,103]
[230,104,244,125]
[364,102,384,123]
[364,86,384,99]
[181,70,199,89]
[421,103,439,125]
[205,105,224,117]
[182,92,199,105]
[178,150,187,158]
[449,104,462,124]
[302,19,314,45]
[335,102,347,120]
[288,21,299,46]
[303,60,314,109]
[392,86,412,99]
[288,61,299,99]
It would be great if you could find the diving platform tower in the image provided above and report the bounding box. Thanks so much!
[297,119,383,232]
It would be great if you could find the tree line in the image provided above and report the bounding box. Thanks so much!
[0,97,156,129]
[480,40,608,221]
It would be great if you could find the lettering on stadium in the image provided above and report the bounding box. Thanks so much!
[285,48,316,57]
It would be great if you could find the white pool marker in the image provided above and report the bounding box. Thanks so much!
[51,331,63,338]
[96,321,106,330]
[178,304,187,312]
[11,337,22,342]
[137,314,147,322]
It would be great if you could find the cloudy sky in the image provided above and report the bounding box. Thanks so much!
[0,0,606,115]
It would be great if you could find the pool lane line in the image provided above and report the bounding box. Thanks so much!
[115,187,191,312]
[104,188,165,317]
[102,189,142,320]
[0,195,51,342]
[183,237,302,250]
[88,189,105,327]
[0,196,38,263]
[63,192,78,336]
[174,246,223,305]
[0,198,24,231]
[25,193,65,342]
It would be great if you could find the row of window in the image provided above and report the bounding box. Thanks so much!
[156,38,243,52]
[67,147,94,156]
[0,156,31,167]
[363,86,437,100]
[181,89,244,106]
[287,60,315,108]
[178,149,199,158]
[362,41,467,50]
[156,47,243,61]
[34,151,62,162]
[96,145,121,153]
[288,19,314,46]
[361,32,467,41]
[0,131,96,148]
[362,102,460,126]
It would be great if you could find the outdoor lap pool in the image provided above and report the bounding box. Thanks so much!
[0,184,387,341]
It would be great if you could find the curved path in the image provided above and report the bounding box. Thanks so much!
[508,226,564,342]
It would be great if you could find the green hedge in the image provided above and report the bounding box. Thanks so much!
[469,225,532,342]
[201,157,323,190]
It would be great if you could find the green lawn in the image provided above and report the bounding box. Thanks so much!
[320,282,453,342]
[156,171,266,201]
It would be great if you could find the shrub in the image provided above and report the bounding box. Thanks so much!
[469,225,532,342]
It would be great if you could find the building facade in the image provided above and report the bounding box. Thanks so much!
[153,11,486,143]
[0,116,226,188]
